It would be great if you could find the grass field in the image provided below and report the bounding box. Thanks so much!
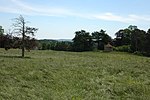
[0,49,150,100]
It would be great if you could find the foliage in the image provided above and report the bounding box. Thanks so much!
[38,29,112,52]
[72,30,112,52]
[114,45,131,52]
[115,29,132,46]
[54,41,72,51]
[25,37,39,51]
[40,40,73,51]
[92,30,112,50]
[0,34,38,50]
[144,29,150,56]
[72,30,93,51]
[0,26,5,48]
[0,34,5,48]
[37,26,150,57]
[41,43,47,50]
[0,49,150,99]
[130,29,146,52]
[0,34,13,49]
[114,26,150,57]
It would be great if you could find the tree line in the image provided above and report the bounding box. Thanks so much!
[0,15,150,57]
[40,26,150,56]
[0,33,38,51]
[40,29,112,52]
[114,26,150,56]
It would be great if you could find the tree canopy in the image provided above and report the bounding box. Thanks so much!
[72,30,93,51]
[92,30,112,50]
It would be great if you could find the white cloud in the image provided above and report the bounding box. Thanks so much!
[129,15,150,22]
[1,0,150,24]
[93,13,136,23]
[3,0,73,17]
[92,13,150,24]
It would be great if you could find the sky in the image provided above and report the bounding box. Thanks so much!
[0,0,150,39]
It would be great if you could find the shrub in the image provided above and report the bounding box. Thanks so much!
[114,45,131,52]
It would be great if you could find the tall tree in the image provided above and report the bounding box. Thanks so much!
[12,15,38,57]
[130,29,146,52]
[144,29,150,55]
[115,29,132,46]
[72,30,93,51]
[0,26,4,48]
[92,29,112,50]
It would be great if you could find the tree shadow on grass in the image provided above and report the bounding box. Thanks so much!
[0,55,31,59]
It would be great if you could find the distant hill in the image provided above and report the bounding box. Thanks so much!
[57,39,72,42]
[38,39,72,42]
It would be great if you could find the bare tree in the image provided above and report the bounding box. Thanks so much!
[12,15,38,57]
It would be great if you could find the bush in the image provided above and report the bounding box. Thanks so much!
[141,52,150,57]
[114,45,131,52]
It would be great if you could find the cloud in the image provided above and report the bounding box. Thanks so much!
[4,0,73,17]
[129,15,150,22]
[93,13,136,23]
[92,13,150,24]
[1,0,150,24]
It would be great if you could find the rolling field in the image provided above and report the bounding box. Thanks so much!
[0,49,150,100]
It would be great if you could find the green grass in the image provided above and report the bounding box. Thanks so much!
[0,49,150,100]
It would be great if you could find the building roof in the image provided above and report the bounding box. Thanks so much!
[105,43,113,48]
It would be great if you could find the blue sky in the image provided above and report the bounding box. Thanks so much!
[1,0,150,39]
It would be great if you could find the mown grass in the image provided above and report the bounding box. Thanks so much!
[0,49,150,100]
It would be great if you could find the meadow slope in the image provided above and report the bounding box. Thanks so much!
[0,49,150,100]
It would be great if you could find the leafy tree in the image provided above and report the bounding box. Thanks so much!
[0,33,13,50]
[12,37,21,49]
[49,41,57,50]
[0,26,4,48]
[4,34,13,50]
[42,43,47,50]
[130,29,146,52]
[25,36,38,51]
[144,29,150,56]
[46,44,51,50]
[54,41,72,51]
[72,30,93,51]
[12,15,38,57]
[92,30,112,50]
[115,29,132,46]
